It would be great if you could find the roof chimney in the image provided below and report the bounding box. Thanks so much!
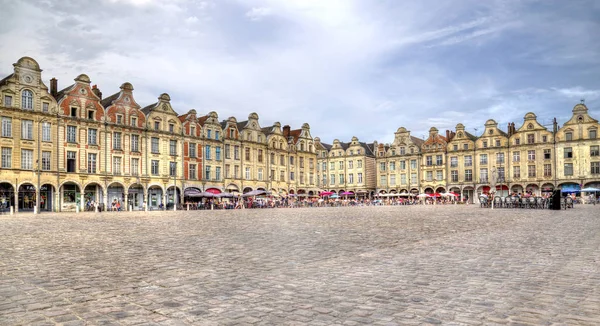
[92,84,102,100]
[283,125,291,139]
[50,78,57,97]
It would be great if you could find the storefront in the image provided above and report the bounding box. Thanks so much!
[61,183,80,212]
[0,183,15,212]
[128,184,144,211]
[39,184,54,212]
[83,184,103,211]
[18,184,36,212]
[148,186,163,210]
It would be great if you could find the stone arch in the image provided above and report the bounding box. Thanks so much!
[147,183,165,193]
[59,180,83,190]
[17,181,37,191]
[243,187,253,194]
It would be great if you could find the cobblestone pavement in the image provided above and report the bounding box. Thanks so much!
[1,205,599,326]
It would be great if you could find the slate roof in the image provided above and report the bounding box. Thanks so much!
[140,103,158,115]
[236,120,248,131]
[0,74,13,87]
[53,84,74,102]
[100,92,120,108]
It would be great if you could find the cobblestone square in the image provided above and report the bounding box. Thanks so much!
[1,205,599,325]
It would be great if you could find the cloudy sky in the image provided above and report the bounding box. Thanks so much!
[1,0,599,143]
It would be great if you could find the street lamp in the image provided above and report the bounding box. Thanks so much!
[490,166,497,209]
[36,117,49,215]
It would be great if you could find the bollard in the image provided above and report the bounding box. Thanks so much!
[211,204,214,210]
[95,205,98,213]
[10,206,13,215]
[76,206,80,213]
[34,206,37,214]
[187,203,189,211]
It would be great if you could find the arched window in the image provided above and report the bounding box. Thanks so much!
[22,90,33,110]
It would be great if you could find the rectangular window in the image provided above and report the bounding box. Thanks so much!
[480,168,488,183]
[151,138,159,153]
[426,171,433,181]
[542,135,547,143]
[215,131,219,140]
[450,157,458,167]
[42,151,51,171]
[235,166,240,178]
[339,174,344,184]
[463,143,469,150]
[290,156,295,165]
[245,167,250,180]
[1,147,11,168]
[564,147,573,159]
[590,130,597,139]
[322,162,326,171]
[42,102,48,112]
[205,145,211,160]
[190,126,195,136]
[189,143,196,158]
[22,120,33,140]
[88,128,97,145]
[436,170,443,181]
[480,154,487,164]
[113,156,122,174]
[280,170,284,181]
[451,170,458,182]
[527,134,535,144]
[169,124,174,133]
[299,157,304,168]
[258,168,263,181]
[358,160,362,168]
[116,115,123,124]
[1,117,12,137]
[410,160,416,169]
[410,173,416,184]
[330,174,335,185]
[543,149,551,159]
[131,134,139,152]
[513,151,520,162]
[483,141,488,148]
[495,140,501,147]
[66,151,76,172]
[528,150,536,161]
[245,148,250,161]
[189,164,197,179]
[591,146,599,157]
[131,158,139,176]
[151,160,159,175]
[66,125,76,143]
[70,107,77,117]
[564,163,573,176]
[87,110,94,120]
[88,153,97,174]
[21,149,33,170]
[41,122,51,141]
[4,95,12,107]
[380,175,387,186]
[515,138,520,145]
[528,165,536,177]
[496,153,504,164]
[229,128,235,138]
[436,155,443,165]
[225,144,231,159]
[400,174,407,185]
[498,167,505,180]
[399,160,406,170]
[591,162,600,174]
[426,156,432,166]
[389,161,395,171]
[255,148,260,162]
[290,171,295,181]
[330,162,335,170]
[169,162,176,176]
[465,169,472,181]
[113,132,122,150]
[464,155,472,167]
[453,144,458,151]
[225,165,230,178]
[206,165,211,180]
[154,121,160,130]
[169,140,177,156]
[566,132,573,141]
[543,164,552,177]
[215,166,221,180]
[349,173,354,184]
[380,162,386,171]
[348,160,353,169]
[279,154,284,165]
[513,166,520,178]
[131,117,137,127]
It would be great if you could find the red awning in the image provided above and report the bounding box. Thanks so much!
[205,188,221,194]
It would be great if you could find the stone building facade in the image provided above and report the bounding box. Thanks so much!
[1,56,599,212]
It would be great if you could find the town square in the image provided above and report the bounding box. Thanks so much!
[1,205,599,325]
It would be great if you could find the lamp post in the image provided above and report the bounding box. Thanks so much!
[36,117,49,215]
[490,166,497,209]
[172,160,177,211]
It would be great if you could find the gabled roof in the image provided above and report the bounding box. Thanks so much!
[236,120,248,131]
[464,131,477,141]
[410,136,425,146]
[101,92,120,108]
[54,84,75,102]
[0,73,14,87]
[320,142,332,151]
[360,142,376,156]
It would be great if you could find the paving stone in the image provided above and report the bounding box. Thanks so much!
[0,206,599,325]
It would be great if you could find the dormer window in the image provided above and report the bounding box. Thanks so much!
[207,129,212,139]
[190,126,195,136]
[116,115,123,124]
[87,110,94,120]
[131,117,137,127]
[515,138,520,145]
[565,132,573,141]
[4,95,12,107]
[70,107,77,117]
[154,121,160,130]
[21,90,33,110]
[42,102,49,112]
[169,124,174,133]
[495,140,501,147]
[590,129,597,139]
[229,128,235,138]
[483,141,488,148]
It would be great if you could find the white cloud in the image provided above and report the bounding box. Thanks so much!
[245,7,273,21]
